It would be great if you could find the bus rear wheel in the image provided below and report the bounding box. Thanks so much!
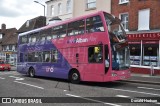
[69,70,80,84]
[29,68,35,78]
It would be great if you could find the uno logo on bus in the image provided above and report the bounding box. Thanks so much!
[67,38,88,44]
[46,67,54,73]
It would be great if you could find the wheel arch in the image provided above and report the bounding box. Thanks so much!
[68,68,81,81]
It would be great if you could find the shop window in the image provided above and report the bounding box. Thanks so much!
[129,44,141,65]
[143,44,158,67]
[88,46,103,63]
[86,15,104,33]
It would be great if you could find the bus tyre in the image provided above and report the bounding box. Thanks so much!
[69,70,80,84]
[29,68,35,78]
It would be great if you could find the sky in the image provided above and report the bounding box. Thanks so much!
[0,0,46,29]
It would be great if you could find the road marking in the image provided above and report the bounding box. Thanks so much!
[138,87,160,91]
[63,90,67,92]
[9,76,24,80]
[0,77,5,79]
[9,76,22,79]
[116,95,130,98]
[155,102,160,105]
[66,94,81,97]
[14,81,44,89]
[108,88,160,96]
[66,93,121,106]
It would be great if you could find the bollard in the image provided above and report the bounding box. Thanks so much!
[150,64,154,76]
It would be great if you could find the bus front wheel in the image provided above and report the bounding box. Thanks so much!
[69,70,80,84]
[29,68,35,78]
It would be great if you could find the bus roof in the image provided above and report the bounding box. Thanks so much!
[19,11,108,37]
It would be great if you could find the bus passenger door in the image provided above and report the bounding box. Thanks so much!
[17,53,25,73]
[105,45,110,73]
[85,45,105,81]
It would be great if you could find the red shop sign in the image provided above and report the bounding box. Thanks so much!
[127,32,160,40]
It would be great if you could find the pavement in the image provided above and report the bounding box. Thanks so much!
[10,66,160,85]
[11,66,16,71]
[122,73,160,85]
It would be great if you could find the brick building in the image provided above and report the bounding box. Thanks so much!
[112,0,160,75]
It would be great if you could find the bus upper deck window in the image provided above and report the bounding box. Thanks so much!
[86,16,104,33]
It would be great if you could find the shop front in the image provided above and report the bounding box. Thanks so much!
[128,32,160,75]
[0,52,17,66]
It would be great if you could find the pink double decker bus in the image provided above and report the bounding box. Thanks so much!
[17,11,130,83]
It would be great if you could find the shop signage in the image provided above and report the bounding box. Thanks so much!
[127,32,160,40]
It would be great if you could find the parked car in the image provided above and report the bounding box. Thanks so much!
[0,61,11,71]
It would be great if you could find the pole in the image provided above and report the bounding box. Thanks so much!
[44,5,45,17]
[34,1,45,16]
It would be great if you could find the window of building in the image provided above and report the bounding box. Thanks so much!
[86,0,96,9]
[12,45,16,51]
[26,20,30,27]
[58,3,62,14]
[138,9,150,30]
[68,20,85,36]
[51,50,58,62]
[66,0,72,13]
[9,45,12,51]
[6,46,9,51]
[51,5,55,16]
[86,15,104,33]
[119,0,129,4]
[120,13,129,31]
[88,46,103,63]
[43,51,51,62]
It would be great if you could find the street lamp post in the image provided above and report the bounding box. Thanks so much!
[34,1,45,16]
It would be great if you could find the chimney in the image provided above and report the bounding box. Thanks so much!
[1,24,6,33]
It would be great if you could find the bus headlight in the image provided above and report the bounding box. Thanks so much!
[111,73,117,77]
